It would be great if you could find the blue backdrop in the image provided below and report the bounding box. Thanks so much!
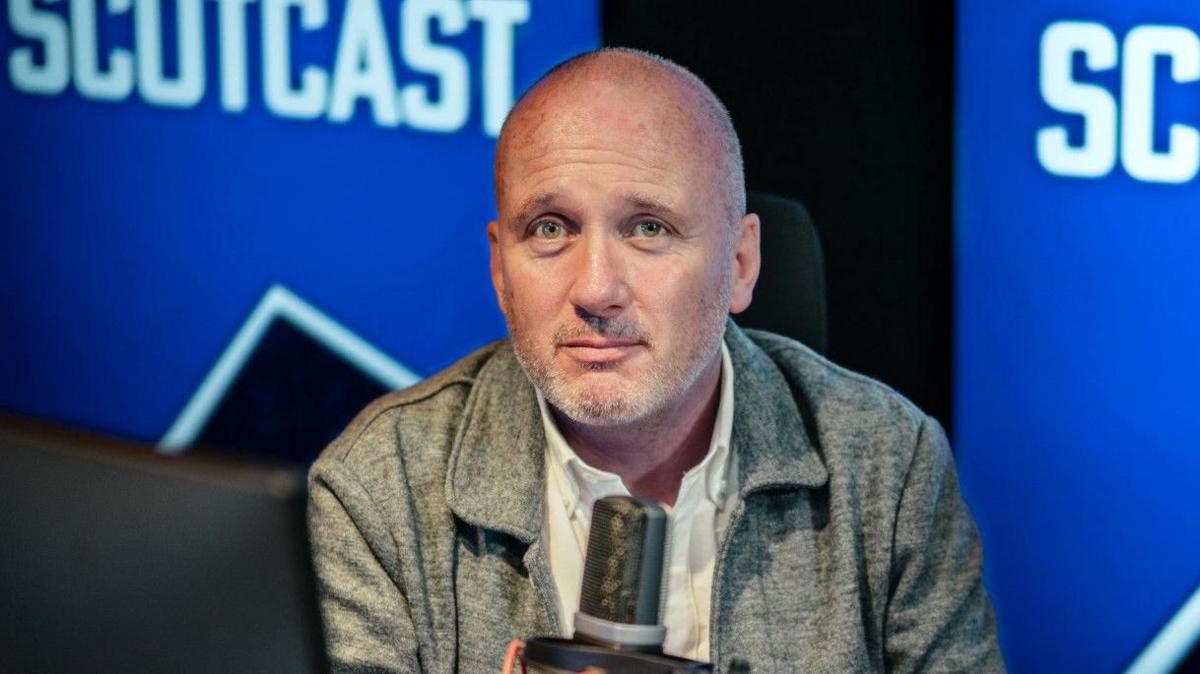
[7,0,1200,669]
[1,0,599,443]
[955,1,1200,672]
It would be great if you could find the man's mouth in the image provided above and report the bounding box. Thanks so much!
[556,337,644,363]
[558,337,641,349]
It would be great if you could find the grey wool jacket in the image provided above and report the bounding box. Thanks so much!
[307,323,1004,673]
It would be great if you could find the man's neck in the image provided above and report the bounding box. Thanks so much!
[552,351,723,507]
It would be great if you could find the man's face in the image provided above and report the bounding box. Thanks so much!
[488,78,758,426]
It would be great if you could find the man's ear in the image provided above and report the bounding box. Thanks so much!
[487,220,507,315]
[728,212,761,315]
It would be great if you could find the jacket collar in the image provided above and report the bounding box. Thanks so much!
[445,322,828,541]
[724,323,829,495]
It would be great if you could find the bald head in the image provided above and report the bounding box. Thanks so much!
[494,48,746,221]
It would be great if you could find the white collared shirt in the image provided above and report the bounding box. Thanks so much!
[538,341,738,662]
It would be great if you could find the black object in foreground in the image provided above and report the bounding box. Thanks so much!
[0,418,327,674]
[577,494,669,641]
[521,495,718,673]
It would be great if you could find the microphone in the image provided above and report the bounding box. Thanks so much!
[515,495,717,673]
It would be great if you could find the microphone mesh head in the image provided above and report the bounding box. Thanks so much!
[578,495,667,626]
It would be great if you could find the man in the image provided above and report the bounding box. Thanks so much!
[308,48,1003,672]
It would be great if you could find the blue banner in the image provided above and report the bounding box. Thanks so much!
[956,1,1200,671]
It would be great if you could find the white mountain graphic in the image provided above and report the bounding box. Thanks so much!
[159,284,420,452]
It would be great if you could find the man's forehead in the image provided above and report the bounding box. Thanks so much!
[506,79,694,156]
[498,80,716,199]
[499,135,693,226]
[505,123,677,182]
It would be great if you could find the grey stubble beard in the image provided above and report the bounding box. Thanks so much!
[502,271,732,427]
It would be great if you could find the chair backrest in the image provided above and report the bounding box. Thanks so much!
[736,192,828,355]
[0,418,327,674]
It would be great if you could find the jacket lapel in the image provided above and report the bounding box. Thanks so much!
[445,340,546,544]
[444,341,562,635]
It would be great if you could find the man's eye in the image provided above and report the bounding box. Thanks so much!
[532,221,564,239]
[633,221,665,237]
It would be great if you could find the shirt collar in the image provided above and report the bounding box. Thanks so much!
[536,340,736,513]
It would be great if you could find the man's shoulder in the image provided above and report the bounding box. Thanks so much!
[734,324,933,489]
[740,326,926,433]
[309,339,509,475]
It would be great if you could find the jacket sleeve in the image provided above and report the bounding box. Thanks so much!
[884,416,1005,673]
[308,458,422,673]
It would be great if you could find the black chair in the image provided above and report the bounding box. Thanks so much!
[736,192,828,355]
[0,417,327,674]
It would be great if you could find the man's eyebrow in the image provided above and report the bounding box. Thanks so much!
[625,194,679,219]
[510,193,558,228]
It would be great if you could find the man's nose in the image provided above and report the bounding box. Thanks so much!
[567,232,630,319]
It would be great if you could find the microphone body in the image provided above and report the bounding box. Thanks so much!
[519,495,718,674]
